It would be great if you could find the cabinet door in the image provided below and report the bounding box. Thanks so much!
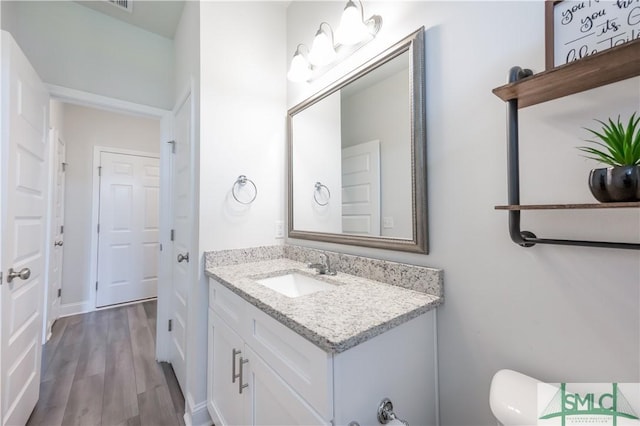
[244,347,329,426]
[208,310,245,426]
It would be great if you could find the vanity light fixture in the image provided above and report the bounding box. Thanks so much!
[286,44,312,82]
[308,23,337,66]
[286,0,382,83]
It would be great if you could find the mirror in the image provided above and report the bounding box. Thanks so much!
[287,28,427,253]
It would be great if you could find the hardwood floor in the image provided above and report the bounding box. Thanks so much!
[27,301,185,426]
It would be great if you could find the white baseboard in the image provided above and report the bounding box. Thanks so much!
[58,297,158,318]
[184,393,212,426]
[58,301,93,317]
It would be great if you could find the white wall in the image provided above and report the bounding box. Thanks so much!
[292,91,343,233]
[174,1,199,102]
[342,68,412,239]
[60,104,160,313]
[192,1,287,420]
[1,1,174,109]
[199,0,287,252]
[287,2,640,425]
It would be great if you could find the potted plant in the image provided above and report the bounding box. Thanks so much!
[578,113,640,202]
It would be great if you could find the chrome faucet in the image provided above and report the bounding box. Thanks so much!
[307,252,336,275]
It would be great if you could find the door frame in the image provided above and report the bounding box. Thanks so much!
[43,127,65,342]
[46,85,173,363]
[156,80,197,365]
[90,147,161,309]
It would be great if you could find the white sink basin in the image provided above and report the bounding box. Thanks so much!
[255,272,336,298]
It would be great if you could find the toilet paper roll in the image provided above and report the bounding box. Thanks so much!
[387,420,406,426]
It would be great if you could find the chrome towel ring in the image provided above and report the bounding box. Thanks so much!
[232,175,257,204]
[314,182,331,206]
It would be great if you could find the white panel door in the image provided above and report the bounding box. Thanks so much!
[169,94,192,393]
[45,131,65,339]
[0,31,49,426]
[341,140,381,235]
[96,152,160,307]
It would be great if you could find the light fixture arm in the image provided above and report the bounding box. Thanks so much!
[293,43,309,57]
[316,22,334,39]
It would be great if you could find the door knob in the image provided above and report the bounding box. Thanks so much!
[7,267,31,283]
[54,241,63,247]
[177,253,189,263]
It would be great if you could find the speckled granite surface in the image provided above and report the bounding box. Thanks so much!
[205,245,286,268]
[284,245,444,297]
[205,245,443,297]
[204,246,443,353]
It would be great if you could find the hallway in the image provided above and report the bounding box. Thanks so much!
[26,301,185,426]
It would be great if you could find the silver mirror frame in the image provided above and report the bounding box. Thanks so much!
[287,27,427,254]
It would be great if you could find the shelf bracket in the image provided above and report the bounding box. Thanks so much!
[504,66,640,251]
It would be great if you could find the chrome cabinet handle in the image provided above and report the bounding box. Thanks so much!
[54,241,63,247]
[232,348,241,383]
[239,356,249,394]
[7,267,31,283]
[177,253,189,263]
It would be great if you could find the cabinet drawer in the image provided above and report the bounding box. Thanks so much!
[244,303,333,420]
[209,278,246,333]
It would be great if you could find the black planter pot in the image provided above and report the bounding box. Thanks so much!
[588,165,640,202]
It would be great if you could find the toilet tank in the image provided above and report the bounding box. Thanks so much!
[490,369,541,425]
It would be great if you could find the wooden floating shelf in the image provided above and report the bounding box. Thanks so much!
[495,202,640,211]
[492,39,640,108]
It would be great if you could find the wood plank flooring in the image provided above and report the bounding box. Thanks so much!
[27,300,186,426]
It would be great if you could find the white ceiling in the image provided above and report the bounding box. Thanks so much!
[75,1,185,39]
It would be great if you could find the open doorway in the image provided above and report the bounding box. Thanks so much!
[42,83,193,406]
[44,101,164,325]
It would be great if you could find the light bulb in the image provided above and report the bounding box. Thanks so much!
[335,1,370,46]
[308,25,337,67]
[287,49,311,82]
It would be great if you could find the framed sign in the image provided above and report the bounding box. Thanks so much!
[545,0,640,69]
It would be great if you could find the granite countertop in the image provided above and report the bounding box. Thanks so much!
[205,257,442,353]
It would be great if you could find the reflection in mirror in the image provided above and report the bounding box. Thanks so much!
[341,51,412,239]
[292,52,411,239]
[288,28,427,253]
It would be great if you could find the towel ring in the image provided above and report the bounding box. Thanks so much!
[313,182,330,206]
[232,175,257,204]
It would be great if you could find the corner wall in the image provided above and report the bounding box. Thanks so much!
[286,2,640,424]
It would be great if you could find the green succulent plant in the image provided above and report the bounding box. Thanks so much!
[578,113,640,167]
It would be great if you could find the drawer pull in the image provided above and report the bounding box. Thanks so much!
[232,348,241,383]
[239,357,249,394]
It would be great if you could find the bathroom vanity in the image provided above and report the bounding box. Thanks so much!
[204,23,438,426]
[204,246,443,426]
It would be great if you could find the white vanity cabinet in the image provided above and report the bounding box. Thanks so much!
[208,310,328,425]
[208,279,330,426]
[207,277,438,426]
